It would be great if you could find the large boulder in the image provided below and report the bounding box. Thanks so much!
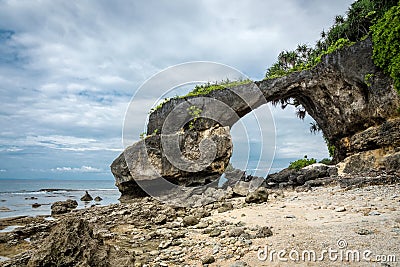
[111,126,232,200]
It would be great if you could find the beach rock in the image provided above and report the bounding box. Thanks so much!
[296,163,331,185]
[25,197,38,200]
[201,255,215,265]
[233,181,251,197]
[51,199,78,215]
[255,226,273,238]
[27,217,134,266]
[81,191,93,201]
[304,177,336,187]
[356,229,373,235]
[31,203,41,208]
[158,240,172,249]
[0,206,11,212]
[230,262,248,267]
[267,168,297,184]
[245,187,269,204]
[218,202,233,213]
[182,215,199,226]
[94,196,103,202]
[228,227,245,237]
[335,206,346,212]
[111,126,232,200]
[209,228,221,237]
[153,214,167,225]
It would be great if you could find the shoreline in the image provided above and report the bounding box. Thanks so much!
[0,179,121,220]
[1,175,399,266]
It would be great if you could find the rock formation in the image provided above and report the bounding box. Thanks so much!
[111,38,400,200]
[26,217,134,267]
[81,191,93,202]
[51,199,78,215]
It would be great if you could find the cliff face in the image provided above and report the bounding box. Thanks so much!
[111,38,400,199]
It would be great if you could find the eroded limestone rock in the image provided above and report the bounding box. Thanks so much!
[112,38,400,200]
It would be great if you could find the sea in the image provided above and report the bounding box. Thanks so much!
[0,179,120,219]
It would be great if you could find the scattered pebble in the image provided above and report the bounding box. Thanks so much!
[182,216,199,226]
[368,211,381,216]
[201,255,215,265]
[356,229,373,235]
[335,207,346,212]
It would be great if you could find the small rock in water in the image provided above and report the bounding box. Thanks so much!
[32,203,41,208]
[94,196,102,202]
[25,196,38,200]
[80,191,93,201]
[0,206,11,212]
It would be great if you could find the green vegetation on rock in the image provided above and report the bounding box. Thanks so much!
[187,105,202,129]
[288,156,317,171]
[150,79,251,113]
[265,0,398,81]
[371,3,400,93]
[185,79,252,98]
[265,0,399,158]
[364,73,375,87]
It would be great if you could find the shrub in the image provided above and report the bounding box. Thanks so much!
[288,156,317,171]
[371,3,400,93]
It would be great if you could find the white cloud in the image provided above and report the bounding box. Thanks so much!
[51,166,102,173]
[0,135,123,153]
[0,0,353,177]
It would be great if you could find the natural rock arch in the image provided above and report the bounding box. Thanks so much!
[112,39,400,199]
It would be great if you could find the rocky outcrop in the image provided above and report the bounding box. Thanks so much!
[263,163,338,189]
[51,199,78,215]
[26,217,134,267]
[81,191,93,201]
[112,126,232,200]
[111,38,400,199]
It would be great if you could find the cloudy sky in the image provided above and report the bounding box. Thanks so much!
[0,0,354,180]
